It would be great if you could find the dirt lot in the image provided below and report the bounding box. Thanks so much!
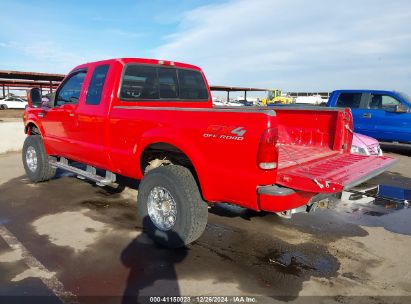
[0,147,410,303]
[0,109,24,121]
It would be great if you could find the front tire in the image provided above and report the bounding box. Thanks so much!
[22,135,56,182]
[137,165,208,248]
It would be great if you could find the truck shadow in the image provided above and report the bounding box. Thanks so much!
[121,222,187,303]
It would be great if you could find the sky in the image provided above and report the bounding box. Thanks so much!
[0,0,410,94]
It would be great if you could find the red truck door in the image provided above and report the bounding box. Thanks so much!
[68,64,111,168]
[41,70,87,158]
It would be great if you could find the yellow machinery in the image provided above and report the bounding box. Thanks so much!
[261,89,293,105]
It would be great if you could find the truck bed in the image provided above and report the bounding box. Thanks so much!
[278,144,339,169]
[274,107,348,170]
[272,107,396,193]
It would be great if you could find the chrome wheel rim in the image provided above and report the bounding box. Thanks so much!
[147,186,177,231]
[26,146,38,172]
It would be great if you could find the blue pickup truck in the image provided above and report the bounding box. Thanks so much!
[327,90,411,144]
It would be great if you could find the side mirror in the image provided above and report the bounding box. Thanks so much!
[27,88,42,108]
[45,92,56,108]
[395,103,408,113]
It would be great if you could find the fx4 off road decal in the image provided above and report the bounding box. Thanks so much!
[203,125,247,141]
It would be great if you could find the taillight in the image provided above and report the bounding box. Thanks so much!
[257,128,278,170]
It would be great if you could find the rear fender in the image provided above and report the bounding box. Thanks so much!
[136,128,210,200]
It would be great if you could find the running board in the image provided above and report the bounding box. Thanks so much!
[49,158,116,186]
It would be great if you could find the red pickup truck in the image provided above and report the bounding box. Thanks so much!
[23,58,396,248]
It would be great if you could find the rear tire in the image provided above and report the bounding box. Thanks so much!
[22,135,56,182]
[137,165,208,248]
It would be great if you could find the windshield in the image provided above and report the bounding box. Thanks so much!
[396,91,411,103]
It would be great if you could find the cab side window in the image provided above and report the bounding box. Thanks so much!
[369,94,400,111]
[336,93,362,108]
[56,71,87,106]
[86,65,110,105]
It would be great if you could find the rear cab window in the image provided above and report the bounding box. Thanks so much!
[159,67,178,99]
[119,64,209,101]
[335,93,362,108]
[178,69,208,100]
[121,65,159,99]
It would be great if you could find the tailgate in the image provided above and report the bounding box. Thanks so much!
[276,153,397,193]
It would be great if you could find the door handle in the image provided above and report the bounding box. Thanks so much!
[69,113,75,117]
[363,113,372,118]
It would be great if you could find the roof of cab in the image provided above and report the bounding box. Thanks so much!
[331,89,395,94]
[70,58,203,74]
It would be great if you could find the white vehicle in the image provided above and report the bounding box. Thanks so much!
[212,96,227,106]
[0,96,28,109]
[295,95,327,105]
[226,100,244,106]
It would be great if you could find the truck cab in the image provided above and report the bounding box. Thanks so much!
[328,90,411,144]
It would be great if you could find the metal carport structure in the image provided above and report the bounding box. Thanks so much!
[209,85,269,102]
[0,70,65,98]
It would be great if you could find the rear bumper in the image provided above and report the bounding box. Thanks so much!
[258,185,337,213]
[258,185,323,213]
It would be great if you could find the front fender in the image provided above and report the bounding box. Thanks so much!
[25,119,43,136]
[24,115,56,155]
